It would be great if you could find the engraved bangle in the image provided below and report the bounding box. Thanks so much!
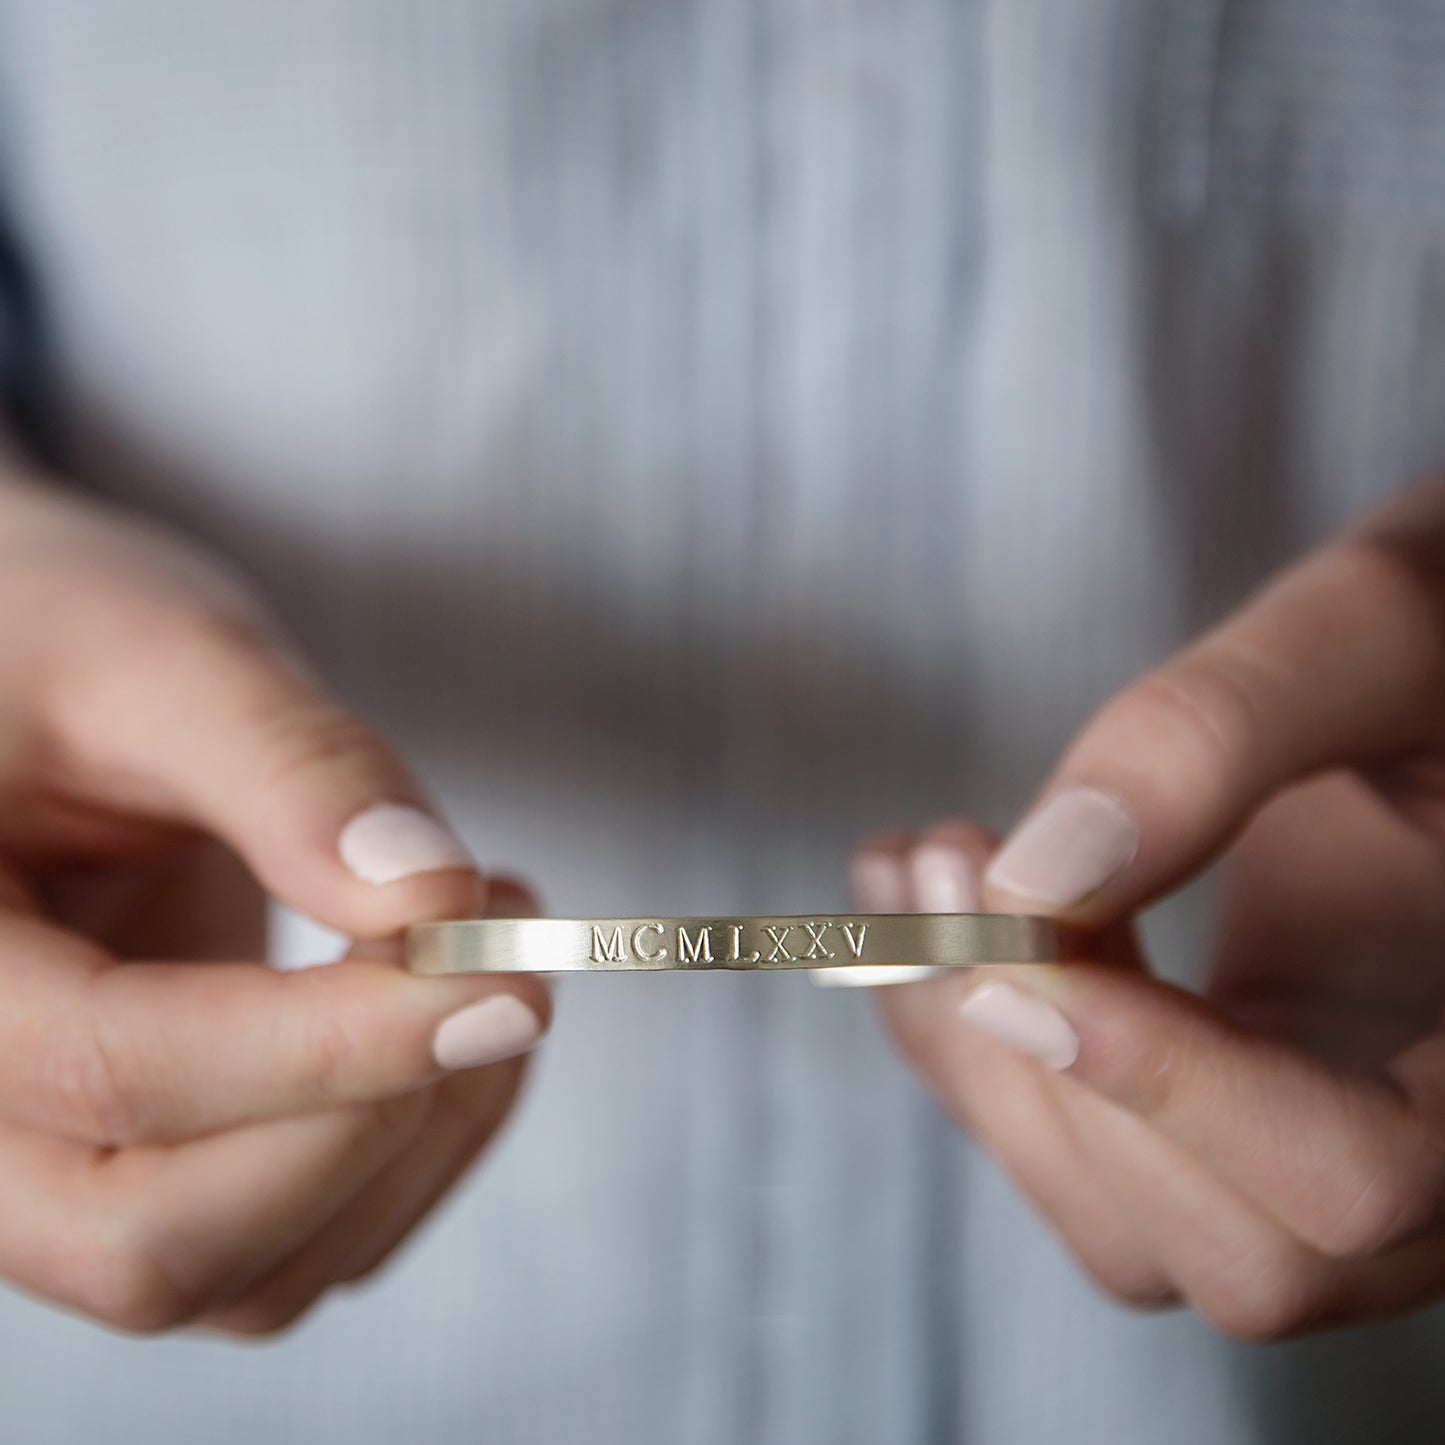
[406,914,1063,975]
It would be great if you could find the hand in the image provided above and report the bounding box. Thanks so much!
[860,481,1445,1340]
[0,469,550,1337]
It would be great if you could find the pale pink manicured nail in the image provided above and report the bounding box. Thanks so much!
[850,851,910,911]
[984,786,1138,907]
[432,995,543,1070]
[959,981,1079,1069]
[910,845,981,913]
[338,803,474,885]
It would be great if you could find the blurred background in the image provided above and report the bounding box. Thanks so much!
[4,0,1445,1441]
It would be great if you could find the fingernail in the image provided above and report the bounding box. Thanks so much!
[984,786,1138,908]
[958,981,1079,1069]
[432,995,543,1070]
[338,803,474,885]
[850,851,910,911]
[910,844,981,912]
[827,849,937,986]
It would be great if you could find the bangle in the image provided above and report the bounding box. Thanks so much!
[407,913,1063,975]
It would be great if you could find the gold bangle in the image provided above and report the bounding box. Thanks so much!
[407,913,1063,975]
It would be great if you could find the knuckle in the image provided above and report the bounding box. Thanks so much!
[1088,1009,1208,1123]
[45,985,151,1146]
[1198,1244,1328,1344]
[70,1236,198,1335]
[298,995,373,1110]
[1314,1147,1442,1260]
[121,602,282,701]
[292,975,430,1120]
[1208,1287,1323,1345]
[162,602,278,665]
[256,698,396,797]
[430,1065,514,1134]
[310,1085,432,1163]
[358,1087,431,1146]
[1327,534,1437,636]
[1109,654,1266,798]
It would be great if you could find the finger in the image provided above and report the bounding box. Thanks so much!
[43,606,490,938]
[38,836,267,961]
[1206,771,1445,1069]
[1048,1078,1445,1337]
[850,830,916,911]
[886,979,1178,1306]
[196,1055,527,1335]
[339,872,543,969]
[1074,1081,1445,1339]
[0,1088,431,1333]
[820,831,933,987]
[944,960,1445,1260]
[886,859,1342,1333]
[845,824,1032,985]
[907,820,992,911]
[194,878,547,1329]
[0,908,549,1145]
[1052,1085,1342,1341]
[981,519,1445,924]
[878,825,1176,1305]
[481,873,544,919]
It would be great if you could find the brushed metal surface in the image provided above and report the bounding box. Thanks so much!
[407,913,1064,974]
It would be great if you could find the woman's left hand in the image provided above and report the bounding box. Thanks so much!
[861,481,1445,1340]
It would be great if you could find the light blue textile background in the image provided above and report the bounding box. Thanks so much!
[3,1,1445,1441]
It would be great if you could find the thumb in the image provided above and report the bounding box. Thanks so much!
[982,525,1445,923]
[46,609,486,939]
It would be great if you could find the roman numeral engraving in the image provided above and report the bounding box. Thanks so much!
[631,922,668,961]
[802,922,835,960]
[588,919,870,966]
[591,925,627,963]
[677,925,713,963]
[728,925,761,964]
[764,925,794,962]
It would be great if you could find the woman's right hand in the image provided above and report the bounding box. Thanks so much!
[0,464,550,1337]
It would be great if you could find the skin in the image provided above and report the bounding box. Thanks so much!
[856,481,1445,1341]
[11,433,1445,1345]
[0,457,551,1337]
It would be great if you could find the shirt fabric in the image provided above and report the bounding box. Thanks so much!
[2,1,1445,1441]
